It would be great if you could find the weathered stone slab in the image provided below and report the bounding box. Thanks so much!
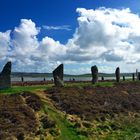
[0,62,11,89]
[91,65,98,84]
[123,76,125,81]
[53,64,64,87]
[101,76,104,81]
[136,69,138,80]
[115,67,120,82]
[138,72,140,81]
[132,73,135,81]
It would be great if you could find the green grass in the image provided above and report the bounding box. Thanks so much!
[0,81,114,94]
[42,101,87,140]
[95,82,114,87]
[65,81,114,88]
[101,115,140,140]
[43,101,140,140]
[0,84,53,94]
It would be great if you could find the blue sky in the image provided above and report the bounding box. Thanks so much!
[1,0,140,74]
[1,0,140,42]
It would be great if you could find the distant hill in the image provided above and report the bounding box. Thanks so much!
[11,72,52,77]
[11,72,136,77]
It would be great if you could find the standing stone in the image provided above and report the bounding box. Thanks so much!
[123,76,125,81]
[115,67,120,82]
[21,76,24,86]
[136,69,138,80]
[53,64,64,87]
[0,62,11,89]
[132,73,135,81]
[138,72,140,81]
[101,76,104,81]
[91,65,98,84]
[43,77,46,82]
[21,77,24,82]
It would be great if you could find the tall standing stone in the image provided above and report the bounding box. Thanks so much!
[21,77,24,82]
[123,76,125,81]
[136,69,138,80]
[138,72,140,81]
[132,73,135,81]
[43,77,46,82]
[0,62,11,89]
[53,64,64,87]
[91,65,98,84]
[115,67,120,82]
[101,76,104,81]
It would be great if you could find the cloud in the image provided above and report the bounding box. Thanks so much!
[0,30,11,59]
[11,19,39,57]
[67,7,140,64]
[42,25,71,31]
[62,7,140,75]
[8,19,67,72]
[1,7,140,73]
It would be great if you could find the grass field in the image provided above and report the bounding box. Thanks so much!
[0,84,53,94]
[0,81,114,94]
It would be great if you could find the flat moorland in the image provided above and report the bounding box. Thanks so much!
[45,81,140,120]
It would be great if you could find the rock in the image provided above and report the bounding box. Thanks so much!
[132,73,135,81]
[136,69,138,80]
[138,72,140,81]
[0,62,11,89]
[101,76,104,81]
[53,64,64,87]
[91,65,98,84]
[123,76,125,81]
[21,77,24,82]
[115,67,120,82]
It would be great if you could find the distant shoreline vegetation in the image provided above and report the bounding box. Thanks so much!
[11,72,135,78]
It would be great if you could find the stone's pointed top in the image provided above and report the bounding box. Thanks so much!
[115,67,120,74]
[91,65,98,71]
[1,61,11,75]
[116,67,120,70]
[57,64,63,69]
[53,64,63,72]
[53,64,63,78]
[53,64,64,87]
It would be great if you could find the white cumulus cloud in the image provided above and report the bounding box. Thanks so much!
[0,30,11,59]
[1,7,140,73]
[66,7,140,64]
